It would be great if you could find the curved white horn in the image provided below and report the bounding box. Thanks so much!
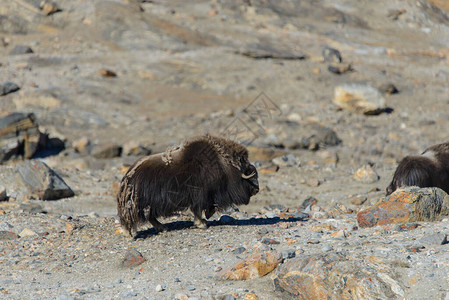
[241,171,256,179]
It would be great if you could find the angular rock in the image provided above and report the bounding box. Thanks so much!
[17,160,74,200]
[322,46,342,63]
[0,231,19,240]
[218,250,282,280]
[272,154,299,167]
[19,228,38,237]
[357,186,449,228]
[72,137,90,153]
[285,122,341,151]
[121,249,146,268]
[378,83,399,95]
[0,185,6,201]
[92,143,122,159]
[40,1,60,15]
[334,84,386,115]
[273,253,405,299]
[354,164,380,183]
[328,63,352,75]
[98,69,117,77]
[0,82,20,96]
[0,112,42,162]
[418,233,448,246]
[8,45,33,55]
[239,43,305,60]
[122,141,152,156]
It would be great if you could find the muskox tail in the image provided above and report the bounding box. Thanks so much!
[117,175,139,236]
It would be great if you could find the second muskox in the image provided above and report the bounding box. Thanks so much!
[386,142,449,195]
[117,135,259,236]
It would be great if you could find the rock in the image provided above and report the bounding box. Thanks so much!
[8,45,33,55]
[218,250,282,280]
[233,247,246,255]
[0,231,19,240]
[0,82,20,96]
[121,249,146,268]
[0,185,6,201]
[122,141,152,156]
[19,228,37,237]
[219,215,235,225]
[98,69,117,77]
[0,222,13,231]
[306,178,320,187]
[328,63,352,75]
[379,83,399,95]
[273,252,405,299]
[333,84,386,115]
[318,150,338,166]
[40,1,60,15]
[155,284,165,292]
[261,237,280,245]
[0,112,42,162]
[350,195,367,205]
[322,46,342,63]
[17,160,74,200]
[92,144,122,159]
[239,44,305,60]
[186,285,196,291]
[281,249,296,260]
[285,122,341,150]
[357,187,449,228]
[354,164,380,183]
[72,137,90,153]
[247,146,285,162]
[13,94,62,110]
[272,154,299,167]
[20,202,46,213]
[419,233,448,246]
[259,164,279,174]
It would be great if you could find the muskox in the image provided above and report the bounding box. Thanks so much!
[386,142,449,195]
[117,135,259,236]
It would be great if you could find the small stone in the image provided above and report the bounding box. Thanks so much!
[40,1,60,15]
[357,186,449,228]
[311,224,335,232]
[0,222,13,231]
[214,266,222,272]
[328,63,352,75]
[121,249,146,268]
[155,284,165,292]
[378,83,399,95]
[0,231,19,240]
[73,137,90,153]
[321,245,333,252]
[330,230,348,238]
[354,165,379,183]
[19,228,38,237]
[99,69,117,77]
[218,250,283,280]
[318,150,338,165]
[322,46,342,63]
[9,45,33,55]
[261,237,280,245]
[186,285,196,291]
[1,82,20,96]
[175,293,188,300]
[419,233,448,246]
[244,292,258,300]
[350,195,367,205]
[233,247,246,255]
[122,141,152,156]
[259,164,279,174]
[281,249,296,259]
[0,186,6,201]
[272,154,299,167]
[92,143,122,159]
[306,179,320,187]
[334,84,386,115]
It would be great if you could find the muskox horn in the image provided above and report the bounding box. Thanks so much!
[242,171,256,179]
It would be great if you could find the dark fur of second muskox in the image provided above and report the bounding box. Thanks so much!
[117,135,259,236]
[386,142,449,195]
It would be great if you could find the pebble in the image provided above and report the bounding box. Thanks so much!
[0,186,6,201]
[353,165,379,184]
[8,45,33,55]
[187,285,196,291]
[281,249,296,259]
[322,46,342,63]
[233,247,246,255]
[19,228,38,237]
[272,154,299,167]
[321,245,333,252]
[155,284,166,292]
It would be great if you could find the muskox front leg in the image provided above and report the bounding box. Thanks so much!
[148,217,167,232]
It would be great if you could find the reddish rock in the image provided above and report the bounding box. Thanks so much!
[218,250,282,280]
[273,253,404,299]
[121,249,146,268]
[357,186,449,228]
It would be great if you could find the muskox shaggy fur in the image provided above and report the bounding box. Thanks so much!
[117,135,259,236]
[386,142,449,195]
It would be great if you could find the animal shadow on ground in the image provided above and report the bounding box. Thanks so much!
[134,215,308,240]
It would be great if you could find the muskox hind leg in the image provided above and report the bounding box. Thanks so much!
[148,217,167,232]
[192,209,208,229]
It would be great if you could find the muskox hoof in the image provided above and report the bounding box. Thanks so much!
[194,218,208,229]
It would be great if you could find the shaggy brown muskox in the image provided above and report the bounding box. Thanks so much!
[117,135,259,236]
[386,142,449,195]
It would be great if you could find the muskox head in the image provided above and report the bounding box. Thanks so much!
[117,135,259,236]
[386,142,449,196]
